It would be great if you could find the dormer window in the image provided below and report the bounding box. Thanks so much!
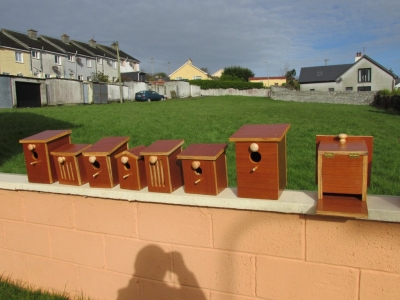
[317,71,322,76]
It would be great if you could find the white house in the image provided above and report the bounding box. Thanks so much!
[299,53,398,92]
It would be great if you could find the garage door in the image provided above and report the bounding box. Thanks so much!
[16,81,41,108]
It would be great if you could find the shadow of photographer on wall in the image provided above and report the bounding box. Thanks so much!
[117,245,206,300]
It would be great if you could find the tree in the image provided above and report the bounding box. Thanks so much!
[220,66,254,82]
[285,69,299,90]
[91,71,109,83]
[200,67,210,76]
[281,62,290,76]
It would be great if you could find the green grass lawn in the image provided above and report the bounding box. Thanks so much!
[0,276,69,300]
[1,96,399,195]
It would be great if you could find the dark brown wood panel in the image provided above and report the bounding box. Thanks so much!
[182,160,217,195]
[215,154,228,194]
[321,155,364,195]
[83,156,112,188]
[235,142,279,200]
[316,135,373,186]
[316,195,368,219]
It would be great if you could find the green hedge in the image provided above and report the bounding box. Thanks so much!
[189,80,264,90]
[374,89,400,111]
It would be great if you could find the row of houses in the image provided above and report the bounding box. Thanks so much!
[0,28,141,82]
[169,54,399,92]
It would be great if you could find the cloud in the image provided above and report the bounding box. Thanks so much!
[1,0,399,76]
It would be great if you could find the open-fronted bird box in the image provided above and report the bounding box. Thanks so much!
[50,144,91,186]
[177,143,228,196]
[140,140,184,193]
[229,124,290,200]
[82,137,129,188]
[316,134,373,219]
[115,145,147,190]
[19,130,72,184]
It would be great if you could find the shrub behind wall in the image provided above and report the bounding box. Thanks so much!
[189,80,264,90]
[373,89,400,111]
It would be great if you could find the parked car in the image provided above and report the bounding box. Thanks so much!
[135,90,166,102]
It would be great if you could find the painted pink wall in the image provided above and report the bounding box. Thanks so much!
[1,189,400,300]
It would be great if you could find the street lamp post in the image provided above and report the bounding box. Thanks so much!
[264,61,269,88]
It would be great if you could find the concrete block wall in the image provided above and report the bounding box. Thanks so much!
[46,79,83,105]
[1,188,400,300]
[271,89,376,105]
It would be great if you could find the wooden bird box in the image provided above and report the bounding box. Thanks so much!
[229,124,290,200]
[115,145,147,190]
[316,134,373,219]
[140,140,184,193]
[177,143,228,196]
[50,144,91,186]
[19,130,72,184]
[82,137,129,188]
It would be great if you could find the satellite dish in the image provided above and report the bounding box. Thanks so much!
[52,65,59,71]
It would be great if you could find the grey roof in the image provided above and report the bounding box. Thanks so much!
[0,32,26,50]
[298,64,352,83]
[40,35,93,57]
[2,29,61,53]
[97,44,140,63]
[70,40,116,58]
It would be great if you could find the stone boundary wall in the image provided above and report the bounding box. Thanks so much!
[271,89,377,105]
[201,88,270,97]
[1,187,399,300]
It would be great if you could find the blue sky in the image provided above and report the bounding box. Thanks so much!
[1,0,399,77]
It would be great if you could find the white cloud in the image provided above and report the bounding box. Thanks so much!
[1,0,399,76]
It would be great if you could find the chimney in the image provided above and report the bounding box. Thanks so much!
[61,34,70,44]
[89,39,97,48]
[188,58,193,64]
[355,52,362,62]
[27,29,38,40]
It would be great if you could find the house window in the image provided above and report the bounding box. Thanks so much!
[274,83,278,86]
[78,75,83,81]
[45,74,50,78]
[68,55,74,62]
[120,60,126,67]
[32,51,39,59]
[346,87,353,91]
[317,71,322,76]
[112,77,116,82]
[55,55,61,65]
[358,68,371,82]
[112,61,117,69]
[87,76,91,81]
[15,51,23,62]
[86,58,92,67]
[328,88,334,91]
[310,89,315,91]
[97,58,102,65]
[193,76,202,80]
[176,77,183,80]
[358,86,371,91]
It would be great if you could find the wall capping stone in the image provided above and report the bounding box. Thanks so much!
[1,172,399,223]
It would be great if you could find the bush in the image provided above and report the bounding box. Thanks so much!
[189,80,264,90]
[374,89,400,111]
